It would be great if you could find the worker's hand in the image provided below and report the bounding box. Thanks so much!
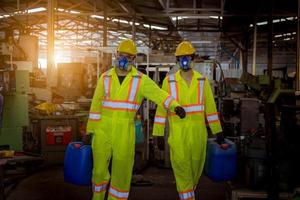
[175,106,186,119]
[216,132,225,145]
[83,134,92,145]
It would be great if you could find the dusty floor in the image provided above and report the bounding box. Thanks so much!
[7,166,228,200]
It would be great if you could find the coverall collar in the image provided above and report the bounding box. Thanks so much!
[175,70,202,84]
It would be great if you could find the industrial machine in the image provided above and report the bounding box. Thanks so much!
[0,68,29,151]
[219,70,300,199]
[0,31,35,152]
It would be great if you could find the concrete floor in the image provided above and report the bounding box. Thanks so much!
[7,166,227,200]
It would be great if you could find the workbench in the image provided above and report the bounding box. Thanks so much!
[30,115,80,164]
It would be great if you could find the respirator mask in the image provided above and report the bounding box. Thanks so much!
[178,56,193,71]
[115,55,134,71]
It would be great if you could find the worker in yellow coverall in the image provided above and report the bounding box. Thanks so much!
[86,39,186,200]
[153,41,223,200]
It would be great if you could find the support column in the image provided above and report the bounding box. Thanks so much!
[47,0,55,86]
[132,18,136,41]
[102,2,108,72]
[296,0,300,93]
[267,1,273,83]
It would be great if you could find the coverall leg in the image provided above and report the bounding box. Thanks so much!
[92,118,112,200]
[190,123,207,190]
[108,118,135,200]
[169,121,196,200]
[168,120,208,199]
[92,117,135,200]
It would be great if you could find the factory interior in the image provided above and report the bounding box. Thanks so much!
[0,0,300,199]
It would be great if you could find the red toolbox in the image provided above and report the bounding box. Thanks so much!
[46,126,72,145]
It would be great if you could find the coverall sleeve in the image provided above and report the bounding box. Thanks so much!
[141,75,180,113]
[204,77,222,134]
[152,77,169,136]
[86,75,104,134]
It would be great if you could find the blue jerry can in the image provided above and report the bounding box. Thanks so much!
[64,142,93,186]
[205,138,237,182]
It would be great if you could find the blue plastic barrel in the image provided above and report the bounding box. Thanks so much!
[64,142,93,186]
[205,138,237,182]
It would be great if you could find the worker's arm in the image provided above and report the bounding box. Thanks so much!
[86,74,104,134]
[153,77,169,136]
[141,75,180,112]
[204,77,222,134]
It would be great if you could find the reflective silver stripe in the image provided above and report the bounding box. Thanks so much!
[179,191,195,199]
[163,96,173,109]
[169,73,175,81]
[128,76,140,102]
[169,74,177,99]
[207,113,219,122]
[104,76,111,98]
[109,187,129,198]
[154,116,166,124]
[93,183,107,192]
[102,101,140,110]
[89,113,101,120]
[183,105,204,113]
[198,79,205,103]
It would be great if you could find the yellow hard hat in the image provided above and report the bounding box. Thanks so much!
[175,41,196,56]
[117,39,137,55]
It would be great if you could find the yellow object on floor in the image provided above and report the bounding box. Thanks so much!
[0,150,15,158]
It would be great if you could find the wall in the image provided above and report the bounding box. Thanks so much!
[246,48,296,76]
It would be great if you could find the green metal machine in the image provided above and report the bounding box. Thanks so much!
[0,70,29,151]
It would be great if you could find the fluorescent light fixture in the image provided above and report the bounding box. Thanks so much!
[112,19,128,24]
[129,21,140,26]
[257,21,268,26]
[250,17,297,27]
[152,25,167,30]
[0,15,10,19]
[57,8,65,12]
[171,16,211,21]
[274,32,296,38]
[191,41,212,44]
[283,38,291,41]
[91,15,104,19]
[27,7,46,13]
[119,19,129,24]
[143,24,167,30]
[70,10,80,14]
[209,16,223,19]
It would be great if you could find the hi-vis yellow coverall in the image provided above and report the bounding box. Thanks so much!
[87,66,180,200]
[153,70,222,200]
